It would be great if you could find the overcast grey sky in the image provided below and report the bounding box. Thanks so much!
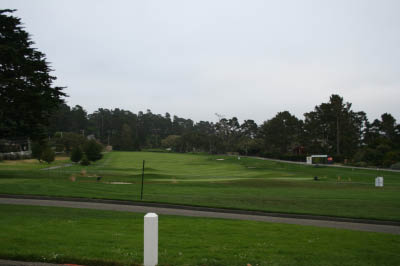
[2,0,400,123]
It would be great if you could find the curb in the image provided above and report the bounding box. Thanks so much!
[1,194,400,227]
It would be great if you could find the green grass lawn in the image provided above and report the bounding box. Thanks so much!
[0,204,399,266]
[1,151,400,221]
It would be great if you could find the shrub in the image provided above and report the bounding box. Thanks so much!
[352,149,366,163]
[60,132,87,153]
[80,154,90,166]
[391,162,400,170]
[83,140,103,161]
[353,161,368,167]
[333,155,345,163]
[55,144,64,152]
[31,142,45,162]
[41,147,55,164]
[383,151,400,168]
[70,146,83,163]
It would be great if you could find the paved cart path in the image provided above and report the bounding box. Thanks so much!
[241,155,400,173]
[1,196,399,235]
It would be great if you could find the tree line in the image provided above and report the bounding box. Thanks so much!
[46,95,400,168]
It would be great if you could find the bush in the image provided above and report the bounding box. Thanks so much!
[41,147,55,164]
[70,146,83,163]
[363,148,384,166]
[32,142,45,162]
[333,155,345,163]
[55,144,64,153]
[80,154,90,166]
[83,140,103,161]
[391,162,400,170]
[60,132,87,153]
[353,161,368,167]
[259,152,306,162]
[352,149,366,163]
[383,151,400,168]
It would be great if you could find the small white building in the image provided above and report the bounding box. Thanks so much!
[306,155,328,165]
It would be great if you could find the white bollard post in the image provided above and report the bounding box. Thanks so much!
[144,213,158,266]
[375,177,384,187]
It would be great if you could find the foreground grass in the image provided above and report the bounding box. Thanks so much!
[0,204,399,266]
[1,152,400,221]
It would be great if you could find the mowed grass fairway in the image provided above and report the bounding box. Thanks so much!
[1,151,400,221]
[1,204,399,266]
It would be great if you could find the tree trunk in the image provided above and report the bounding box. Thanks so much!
[336,116,340,155]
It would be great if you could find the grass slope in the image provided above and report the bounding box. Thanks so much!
[0,204,399,266]
[1,152,400,221]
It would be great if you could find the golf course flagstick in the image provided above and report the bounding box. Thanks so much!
[141,160,145,200]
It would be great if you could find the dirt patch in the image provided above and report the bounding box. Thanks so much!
[1,159,36,165]
[55,156,69,161]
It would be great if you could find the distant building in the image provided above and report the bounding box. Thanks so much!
[105,145,113,152]
[87,134,96,140]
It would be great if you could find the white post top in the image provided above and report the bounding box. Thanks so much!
[145,213,158,218]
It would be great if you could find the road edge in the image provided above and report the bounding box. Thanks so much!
[1,193,399,227]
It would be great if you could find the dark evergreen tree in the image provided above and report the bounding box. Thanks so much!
[304,95,366,158]
[83,140,103,161]
[41,146,55,164]
[31,141,45,162]
[260,111,303,155]
[70,146,83,163]
[0,9,66,140]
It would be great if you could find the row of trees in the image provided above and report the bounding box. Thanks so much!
[1,10,399,167]
[46,95,400,167]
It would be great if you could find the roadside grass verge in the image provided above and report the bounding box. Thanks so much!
[0,204,399,266]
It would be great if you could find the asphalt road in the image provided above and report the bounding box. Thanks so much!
[1,197,399,235]
[0,259,68,266]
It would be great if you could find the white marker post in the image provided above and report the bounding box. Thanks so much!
[144,213,158,266]
[375,177,384,187]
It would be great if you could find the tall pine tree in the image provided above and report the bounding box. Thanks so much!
[0,9,66,140]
